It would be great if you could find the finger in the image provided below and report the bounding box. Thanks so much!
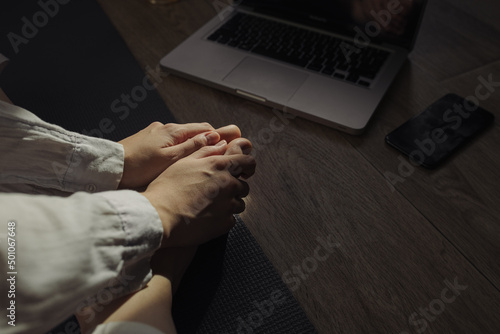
[230,198,246,214]
[215,125,241,143]
[167,122,215,143]
[235,179,250,198]
[220,215,237,234]
[224,154,256,178]
[225,138,252,155]
[190,140,228,159]
[167,131,220,161]
[205,214,236,241]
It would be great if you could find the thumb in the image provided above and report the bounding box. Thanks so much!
[190,140,228,159]
[165,131,220,160]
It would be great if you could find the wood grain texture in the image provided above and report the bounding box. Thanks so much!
[98,0,500,332]
[409,0,500,82]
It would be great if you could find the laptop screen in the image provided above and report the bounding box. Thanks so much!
[238,0,426,50]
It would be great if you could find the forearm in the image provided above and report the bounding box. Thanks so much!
[0,190,163,334]
[0,100,124,193]
[81,275,176,334]
[78,246,198,334]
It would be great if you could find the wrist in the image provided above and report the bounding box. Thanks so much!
[117,142,131,189]
[140,191,173,247]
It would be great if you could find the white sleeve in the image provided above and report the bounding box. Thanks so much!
[0,190,164,334]
[0,100,124,193]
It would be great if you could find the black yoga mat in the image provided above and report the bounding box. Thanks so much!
[0,1,175,141]
[0,1,317,333]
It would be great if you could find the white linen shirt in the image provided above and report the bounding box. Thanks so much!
[0,100,164,334]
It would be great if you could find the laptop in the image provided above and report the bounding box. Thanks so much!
[160,0,427,134]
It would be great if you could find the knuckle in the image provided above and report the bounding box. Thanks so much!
[226,179,239,193]
[213,158,227,171]
[160,148,176,160]
[163,122,177,129]
[240,154,256,167]
[191,135,206,149]
[172,129,189,142]
[229,124,241,132]
[150,121,164,128]
[163,123,179,134]
[202,122,214,129]
[206,156,221,168]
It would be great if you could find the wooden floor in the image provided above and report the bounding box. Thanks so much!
[99,0,500,333]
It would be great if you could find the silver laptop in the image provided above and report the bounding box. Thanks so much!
[160,0,427,134]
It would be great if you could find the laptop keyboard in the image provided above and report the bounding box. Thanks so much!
[207,12,391,88]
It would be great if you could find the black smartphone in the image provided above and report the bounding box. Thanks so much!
[385,93,495,168]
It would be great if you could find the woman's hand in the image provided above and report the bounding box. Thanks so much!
[142,139,256,247]
[118,122,241,189]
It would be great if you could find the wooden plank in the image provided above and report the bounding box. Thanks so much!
[410,0,500,82]
[450,0,500,32]
[98,0,500,332]
[342,41,500,291]
[160,73,500,333]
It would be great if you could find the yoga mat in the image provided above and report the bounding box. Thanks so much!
[0,1,318,333]
[0,0,174,141]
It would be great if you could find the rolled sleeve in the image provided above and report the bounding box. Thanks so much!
[95,190,165,292]
[0,190,163,334]
[0,100,124,193]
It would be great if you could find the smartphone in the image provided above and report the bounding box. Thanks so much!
[385,93,495,168]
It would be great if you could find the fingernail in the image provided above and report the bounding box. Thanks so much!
[205,132,219,145]
[216,140,227,147]
[242,144,252,155]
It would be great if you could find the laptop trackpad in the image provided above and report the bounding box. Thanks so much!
[223,57,308,103]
